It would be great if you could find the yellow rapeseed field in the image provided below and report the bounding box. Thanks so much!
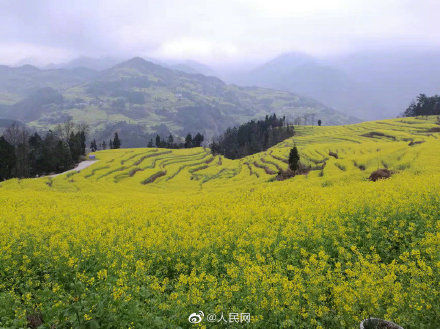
[0,116,439,328]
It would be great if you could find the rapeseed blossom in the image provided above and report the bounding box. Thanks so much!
[0,117,439,328]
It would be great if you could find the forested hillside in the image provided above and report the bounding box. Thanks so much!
[0,58,357,147]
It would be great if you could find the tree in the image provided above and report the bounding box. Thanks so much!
[4,123,30,177]
[68,132,82,161]
[0,136,16,180]
[318,119,322,126]
[90,139,98,152]
[2,121,88,179]
[147,139,153,147]
[167,134,174,146]
[193,133,204,147]
[56,120,75,142]
[79,130,86,155]
[210,114,294,159]
[56,140,74,171]
[184,134,193,148]
[404,94,440,117]
[109,139,113,149]
[112,132,121,149]
[29,132,44,176]
[288,146,300,172]
[155,135,161,148]
[102,141,107,150]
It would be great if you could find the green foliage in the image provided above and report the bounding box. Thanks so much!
[154,132,204,149]
[90,139,98,152]
[210,114,294,159]
[404,94,440,117]
[2,122,88,178]
[288,146,300,171]
[0,136,15,180]
[184,134,192,148]
[112,132,121,149]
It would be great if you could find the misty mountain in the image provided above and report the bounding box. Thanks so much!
[41,56,218,77]
[233,50,440,120]
[45,56,124,71]
[168,60,217,77]
[0,57,357,147]
[0,64,98,102]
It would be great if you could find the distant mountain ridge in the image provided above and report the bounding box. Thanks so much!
[232,49,440,120]
[0,57,357,147]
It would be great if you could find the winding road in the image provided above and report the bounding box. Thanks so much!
[50,160,98,178]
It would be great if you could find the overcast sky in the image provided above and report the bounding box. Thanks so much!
[1,0,439,67]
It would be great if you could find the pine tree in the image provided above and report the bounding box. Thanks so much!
[79,130,86,155]
[56,140,73,171]
[147,139,153,147]
[155,135,161,148]
[318,119,322,126]
[288,146,300,172]
[167,134,174,146]
[112,133,121,149]
[68,132,82,162]
[193,133,204,147]
[0,136,16,180]
[90,139,98,152]
[109,139,113,149]
[102,141,107,150]
[184,134,193,148]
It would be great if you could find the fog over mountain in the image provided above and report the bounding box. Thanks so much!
[228,48,440,120]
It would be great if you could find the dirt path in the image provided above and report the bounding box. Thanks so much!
[49,160,98,178]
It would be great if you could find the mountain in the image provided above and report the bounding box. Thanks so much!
[244,52,316,79]
[237,52,358,113]
[169,60,217,76]
[0,64,98,103]
[234,49,440,120]
[233,52,366,118]
[47,56,124,71]
[332,49,440,118]
[0,57,357,147]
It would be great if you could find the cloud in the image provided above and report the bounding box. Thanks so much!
[0,0,439,66]
[0,42,72,66]
[153,38,239,62]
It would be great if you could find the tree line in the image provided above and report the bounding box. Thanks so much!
[0,122,89,180]
[147,133,204,149]
[210,114,295,159]
[89,132,121,152]
[404,94,440,117]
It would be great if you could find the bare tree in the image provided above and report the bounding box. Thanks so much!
[3,123,22,147]
[55,120,76,141]
[3,123,30,177]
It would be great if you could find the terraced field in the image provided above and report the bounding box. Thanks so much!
[0,116,439,328]
[7,116,435,192]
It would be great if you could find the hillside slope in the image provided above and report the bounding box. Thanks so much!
[0,57,357,146]
[4,116,438,190]
[1,117,439,328]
